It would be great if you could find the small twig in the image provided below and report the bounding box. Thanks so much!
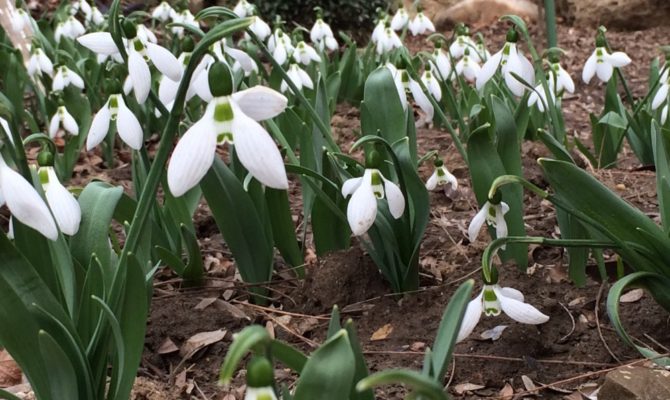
[595,281,621,363]
[260,310,319,348]
[232,301,331,320]
[644,333,670,354]
[445,359,457,389]
[558,302,576,343]
[193,380,210,400]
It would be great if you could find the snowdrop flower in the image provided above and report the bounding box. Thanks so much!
[52,65,85,91]
[457,284,550,342]
[651,68,669,110]
[137,24,157,44]
[293,41,321,66]
[376,24,403,55]
[171,9,197,38]
[213,40,258,77]
[49,105,78,138]
[268,30,293,65]
[449,25,476,59]
[86,93,143,150]
[157,52,200,114]
[248,16,271,41]
[151,1,176,22]
[342,166,405,236]
[431,42,452,81]
[27,47,54,78]
[78,24,182,103]
[386,64,434,122]
[233,0,255,18]
[280,63,313,93]
[10,8,31,33]
[85,6,105,26]
[661,105,669,125]
[0,156,58,240]
[310,12,337,51]
[548,59,575,94]
[55,16,86,43]
[425,159,457,191]
[0,117,14,145]
[167,62,289,196]
[468,200,509,243]
[476,28,534,97]
[76,0,92,18]
[408,10,435,36]
[391,8,409,31]
[474,35,491,62]
[38,165,81,236]
[582,32,631,84]
[455,48,481,83]
[371,18,386,45]
[421,65,441,101]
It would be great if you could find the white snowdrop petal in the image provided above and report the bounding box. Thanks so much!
[382,178,405,219]
[498,291,550,325]
[147,43,182,82]
[167,119,218,197]
[346,179,377,236]
[476,50,502,90]
[409,80,434,121]
[582,51,597,84]
[468,205,488,242]
[52,72,65,91]
[44,169,81,235]
[77,32,119,55]
[456,294,483,343]
[231,106,289,190]
[69,71,85,89]
[607,51,631,68]
[49,114,60,138]
[62,109,79,135]
[342,177,363,198]
[499,287,525,302]
[158,75,180,106]
[116,102,143,150]
[558,68,575,93]
[128,51,151,103]
[652,84,669,110]
[1,166,58,240]
[86,103,111,150]
[226,47,257,74]
[595,61,614,83]
[503,53,526,97]
[232,86,288,121]
[425,171,438,190]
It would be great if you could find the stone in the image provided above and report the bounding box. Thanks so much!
[560,0,670,30]
[433,0,539,29]
[598,366,670,400]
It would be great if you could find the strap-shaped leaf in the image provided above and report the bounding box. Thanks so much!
[38,330,79,399]
[357,369,448,400]
[201,158,274,297]
[344,319,373,400]
[266,188,303,275]
[652,121,670,234]
[430,280,474,381]
[219,325,272,384]
[607,272,670,365]
[293,330,355,400]
[362,67,407,143]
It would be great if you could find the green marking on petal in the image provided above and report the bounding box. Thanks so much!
[38,168,49,185]
[216,132,233,144]
[214,101,234,123]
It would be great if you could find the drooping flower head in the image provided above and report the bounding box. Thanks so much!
[52,65,85,92]
[431,41,452,81]
[233,0,255,18]
[244,357,277,400]
[151,1,176,22]
[425,158,457,191]
[36,151,81,236]
[457,270,550,342]
[468,193,509,245]
[421,63,442,101]
[27,45,54,78]
[391,7,409,31]
[476,27,535,97]
[341,150,405,236]
[49,103,79,138]
[386,63,433,124]
[408,7,435,36]
[167,62,289,196]
[280,63,313,93]
[86,91,143,151]
[454,48,481,83]
[582,27,631,84]
[55,15,86,43]
[310,7,338,51]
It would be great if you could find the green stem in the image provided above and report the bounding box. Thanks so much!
[482,236,617,282]
[488,174,548,200]
[543,0,557,48]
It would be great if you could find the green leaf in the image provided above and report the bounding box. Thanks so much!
[606,272,670,365]
[219,326,271,384]
[266,188,303,275]
[180,225,205,284]
[344,319,373,400]
[430,280,474,380]
[293,330,356,400]
[269,340,308,373]
[357,370,448,400]
[652,121,670,234]
[327,306,342,338]
[362,67,406,143]
[201,158,274,298]
[71,182,124,270]
[599,111,627,130]
[38,330,79,400]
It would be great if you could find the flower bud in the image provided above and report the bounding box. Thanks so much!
[208,61,233,97]
[246,356,274,389]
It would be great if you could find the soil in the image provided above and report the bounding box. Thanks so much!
[3,16,669,400]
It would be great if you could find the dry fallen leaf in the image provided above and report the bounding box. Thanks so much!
[521,375,538,394]
[0,350,22,387]
[498,383,514,399]
[479,325,507,341]
[179,329,227,358]
[370,324,393,341]
[619,289,644,303]
[453,382,485,395]
[193,297,218,311]
[157,337,179,355]
[214,300,251,320]
[562,391,583,400]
